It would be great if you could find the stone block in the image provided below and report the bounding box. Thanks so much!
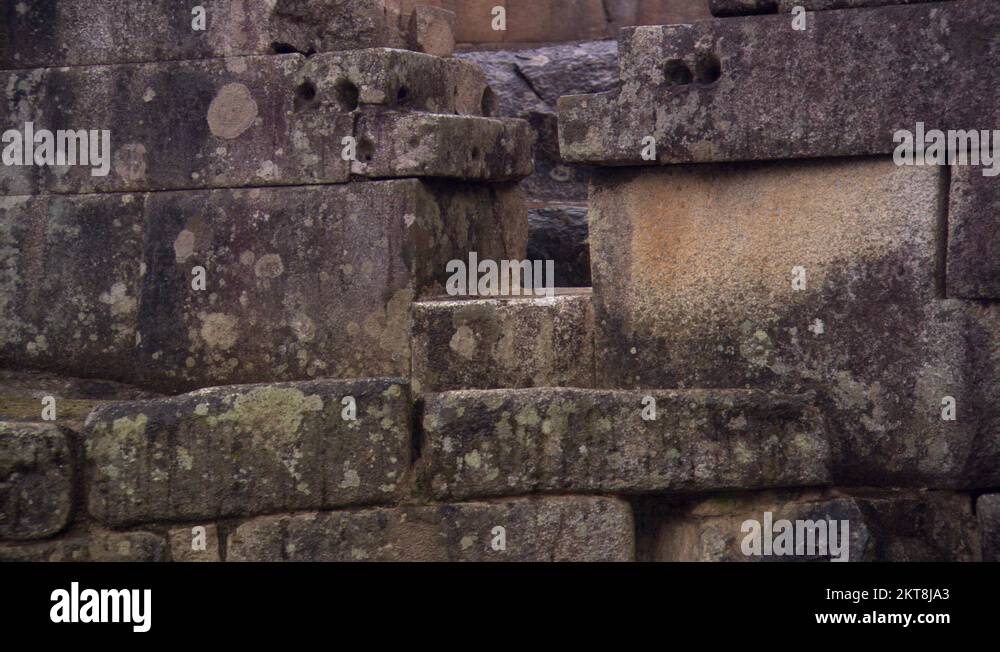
[169,524,221,562]
[978,494,1000,562]
[710,0,942,16]
[419,388,830,500]
[227,497,634,561]
[406,6,456,57]
[411,289,594,393]
[0,421,73,540]
[86,378,411,527]
[0,529,166,561]
[946,165,1000,299]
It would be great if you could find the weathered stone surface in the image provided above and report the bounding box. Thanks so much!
[1,49,500,195]
[1,180,526,392]
[352,112,534,181]
[527,204,590,286]
[169,524,221,562]
[710,0,943,16]
[0,422,73,540]
[0,529,167,561]
[653,489,979,562]
[588,158,996,487]
[419,388,830,500]
[0,0,399,68]
[947,166,1000,299]
[411,290,594,393]
[86,378,411,527]
[558,0,1000,165]
[978,494,1000,562]
[590,155,998,488]
[406,6,456,58]
[227,497,634,561]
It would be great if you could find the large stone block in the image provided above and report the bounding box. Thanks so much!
[653,489,979,562]
[411,290,594,393]
[227,497,634,561]
[419,388,830,500]
[0,529,167,561]
[0,421,73,540]
[86,378,411,527]
[558,0,1000,165]
[588,158,994,487]
[947,166,1000,299]
[1,49,509,195]
[1,180,526,392]
[1,0,398,68]
[978,494,1000,562]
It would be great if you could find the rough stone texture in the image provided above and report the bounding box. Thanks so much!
[0,529,167,561]
[0,0,401,68]
[947,166,1000,299]
[169,524,222,562]
[0,49,506,195]
[86,378,411,527]
[420,388,830,500]
[978,494,1000,562]
[1,181,526,392]
[352,112,534,181]
[653,489,979,562]
[588,158,1000,487]
[558,0,1000,165]
[710,0,944,16]
[406,6,456,57]
[411,290,594,393]
[227,497,634,561]
[528,204,590,286]
[0,421,73,540]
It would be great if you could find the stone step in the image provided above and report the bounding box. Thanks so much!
[585,156,1000,487]
[1,49,528,195]
[650,489,979,562]
[1,0,408,69]
[86,378,412,527]
[558,0,998,165]
[227,496,634,561]
[411,289,594,393]
[1,179,525,392]
[418,388,831,501]
[0,421,74,540]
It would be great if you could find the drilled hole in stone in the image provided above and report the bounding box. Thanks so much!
[357,138,374,163]
[333,79,359,112]
[396,85,410,104]
[663,59,693,85]
[481,87,497,117]
[695,53,722,85]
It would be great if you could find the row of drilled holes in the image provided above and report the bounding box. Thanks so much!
[664,53,722,86]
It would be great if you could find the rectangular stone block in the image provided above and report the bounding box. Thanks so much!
[0,422,73,540]
[411,290,595,393]
[169,524,221,562]
[588,158,992,487]
[419,388,830,501]
[406,6,456,58]
[1,49,505,195]
[227,497,634,561]
[558,0,1000,165]
[978,494,1000,562]
[1,180,526,392]
[86,378,411,527]
[653,489,979,562]
[352,112,534,181]
[947,165,1000,299]
[0,529,166,561]
[1,0,397,68]
[710,0,943,16]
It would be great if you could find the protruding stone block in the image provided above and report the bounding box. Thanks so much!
[352,113,534,181]
[227,497,634,561]
[419,388,830,500]
[406,6,456,58]
[653,490,979,562]
[947,166,1000,299]
[86,378,411,527]
[1,180,526,392]
[0,422,73,540]
[558,0,1000,165]
[411,290,594,393]
[0,0,399,68]
[0,529,167,561]
[169,524,221,562]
